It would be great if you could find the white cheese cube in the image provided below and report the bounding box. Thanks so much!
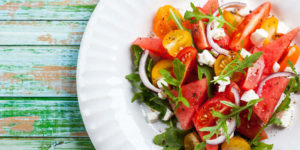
[147,111,159,123]
[285,67,293,72]
[241,90,259,102]
[250,29,268,47]
[158,91,167,100]
[157,78,168,89]
[197,50,216,67]
[240,48,252,58]
[276,106,295,128]
[211,28,226,40]
[214,76,230,92]
[273,62,280,72]
[163,109,174,121]
[277,22,289,34]
[211,20,221,30]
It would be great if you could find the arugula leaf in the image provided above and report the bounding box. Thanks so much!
[200,99,263,142]
[184,3,236,30]
[153,127,189,149]
[212,52,263,84]
[287,60,300,92]
[125,73,140,83]
[160,69,180,86]
[252,142,273,150]
[197,65,215,98]
[131,45,143,68]
[169,9,186,31]
[173,58,186,83]
[194,142,206,150]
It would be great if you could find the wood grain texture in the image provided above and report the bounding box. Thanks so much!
[0,46,78,97]
[0,138,94,150]
[0,0,98,20]
[0,98,87,137]
[0,21,86,45]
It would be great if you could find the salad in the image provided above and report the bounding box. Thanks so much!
[126,0,300,149]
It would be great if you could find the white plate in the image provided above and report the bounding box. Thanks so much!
[77,0,300,149]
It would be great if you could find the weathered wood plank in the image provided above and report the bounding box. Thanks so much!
[0,138,94,149]
[0,98,88,137]
[0,21,86,45]
[0,46,78,97]
[0,0,98,20]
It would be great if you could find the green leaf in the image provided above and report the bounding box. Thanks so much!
[248,107,253,121]
[146,57,154,79]
[194,142,206,150]
[252,142,273,150]
[131,45,143,67]
[221,101,238,108]
[197,65,215,98]
[268,117,282,125]
[125,73,140,82]
[153,127,189,149]
[212,111,225,118]
[178,96,190,108]
[169,9,185,30]
[236,115,241,127]
[172,58,186,83]
[160,69,180,86]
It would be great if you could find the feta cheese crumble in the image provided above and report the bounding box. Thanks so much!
[250,29,268,47]
[241,90,259,102]
[211,28,226,40]
[240,48,252,58]
[285,67,293,72]
[147,111,159,123]
[273,62,280,72]
[158,91,167,100]
[276,105,295,128]
[163,109,174,121]
[277,21,289,34]
[198,50,216,67]
[211,20,221,30]
[214,76,230,92]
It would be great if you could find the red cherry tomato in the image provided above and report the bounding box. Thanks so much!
[192,20,211,50]
[176,47,198,85]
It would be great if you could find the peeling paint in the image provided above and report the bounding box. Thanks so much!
[0,116,40,134]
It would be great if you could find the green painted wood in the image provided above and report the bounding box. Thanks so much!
[0,98,87,137]
[0,0,98,20]
[0,138,94,150]
[0,21,86,45]
[0,46,78,97]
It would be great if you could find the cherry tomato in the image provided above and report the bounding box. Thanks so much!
[279,45,300,72]
[151,60,173,87]
[229,2,271,51]
[223,10,244,36]
[184,132,201,150]
[192,20,211,50]
[163,30,193,57]
[153,5,182,39]
[225,82,241,101]
[214,53,243,82]
[176,47,197,85]
[261,16,279,45]
[221,136,251,150]
[193,95,232,140]
[133,38,173,59]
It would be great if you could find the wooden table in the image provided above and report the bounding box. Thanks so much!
[0,0,97,149]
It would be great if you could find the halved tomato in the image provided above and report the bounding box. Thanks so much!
[279,45,300,72]
[223,10,244,36]
[237,110,268,140]
[133,38,173,59]
[151,60,173,87]
[229,2,271,51]
[225,82,241,101]
[254,77,290,124]
[193,95,232,140]
[171,79,208,130]
[176,47,198,84]
[192,20,211,50]
[163,30,193,57]
[261,16,279,45]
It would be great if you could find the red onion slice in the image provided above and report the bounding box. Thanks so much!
[206,2,247,56]
[206,87,240,145]
[257,72,300,96]
[139,50,161,93]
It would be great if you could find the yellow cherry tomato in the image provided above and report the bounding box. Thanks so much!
[279,45,300,72]
[162,30,193,57]
[261,16,279,45]
[223,10,244,36]
[221,136,251,150]
[151,59,173,86]
[153,5,183,39]
[214,53,243,82]
[184,132,201,150]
